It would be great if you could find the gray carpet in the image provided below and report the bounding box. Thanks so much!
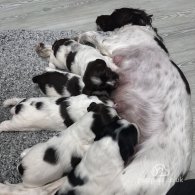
[0,30,80,183]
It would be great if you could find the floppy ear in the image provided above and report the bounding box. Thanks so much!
[118,124,138,165]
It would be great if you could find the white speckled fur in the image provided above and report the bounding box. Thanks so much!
[75,24,193,195]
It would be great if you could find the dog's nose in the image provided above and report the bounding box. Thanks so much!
[17,163,25,176]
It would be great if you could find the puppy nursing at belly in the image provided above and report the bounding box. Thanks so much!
[0,94,111,132]
[17,103,139,188]
[36,38,119,96]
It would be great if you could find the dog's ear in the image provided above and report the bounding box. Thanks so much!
[87,102,98,112]
[117,124,139,165]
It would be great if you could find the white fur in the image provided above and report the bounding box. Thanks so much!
[74,24,193,195]
[0,94,103,132]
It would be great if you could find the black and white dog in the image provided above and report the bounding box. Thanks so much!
[17,103,135,188]
[75,8,193,195]
[36,38,119,96]
[0,94,113,132]
[33,68,84,97]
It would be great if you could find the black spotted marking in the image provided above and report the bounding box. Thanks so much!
[117,125,138,165]
[19,99,26,103]
[15,104,23,114]
[68,170,85,186]
[67,76,82,96]
[33,72,69,96]
[35,102,43,110]
[18,164,25,176]
[55,190,76,195]
[154,37,169,54]
[59,100,74,127]
[52,39,73,57]
[43,147,58,165]
[71,156,82,168]
[87,103,119,140]
[171,60,191,94]
[82,41,96,48]
[56,97,68,105]
[66,51,77,71]
[62,171,69,177]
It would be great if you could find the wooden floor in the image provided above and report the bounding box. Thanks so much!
[0,0,195,176]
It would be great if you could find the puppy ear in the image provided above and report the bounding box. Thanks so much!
[87,102,98,112]
[118,124,139,165]
[32,75,41,83]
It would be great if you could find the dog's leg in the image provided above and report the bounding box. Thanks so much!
[35,42,52,59]
[0,119,41,132]
[3,98,25,108]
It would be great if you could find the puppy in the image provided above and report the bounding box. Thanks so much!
[0,94,107,132]
[77,8,193,195]
[17,103,120,187]
[55,119,139,195]
[33,68,84,97]
[36,39,119,96]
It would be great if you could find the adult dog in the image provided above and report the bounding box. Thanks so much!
[76,8,193,195]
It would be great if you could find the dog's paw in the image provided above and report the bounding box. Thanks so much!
[35,42,52,58]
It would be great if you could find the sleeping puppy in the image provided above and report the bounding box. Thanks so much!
[33,68,84,97]
[36,38,119,96]
[77,7,193,195]
[55,118,139,195]
[17,103,120,187]
[0,94,112,132]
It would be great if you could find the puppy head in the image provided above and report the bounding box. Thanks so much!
[87,102,119,137]
[107,120,139,165]
[96,8,153,31]
[83,59,119,95]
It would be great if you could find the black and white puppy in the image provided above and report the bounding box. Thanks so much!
[36,39,119,96]
[55,118,139,195]
[33,68,84,97]
[17,103,120,187]
[0,94,113,132]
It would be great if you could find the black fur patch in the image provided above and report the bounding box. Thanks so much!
[81,41,96,48]
[55,190,76,195]
[66,51,77,71]
[67,76,82,96]
[33,72,69,95]
[52,39,73,57]
[154,37,169,54]
[43,147,58,165]
[15,104,23,114]
[83,59,118,95]
[68,170,85,186]
[56,97,68,105]
[59,100,74,127]
[117,125,138,165]
[19,99,26,103]
[166,179,195,195]
[18,163,25,176]
[87,103,119,139]
[96,8,153,31]
[71,156,82,168]
[171,60,191,94]
[35,102,43,110]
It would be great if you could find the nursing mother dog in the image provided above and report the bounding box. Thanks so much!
[77,8,193,195]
